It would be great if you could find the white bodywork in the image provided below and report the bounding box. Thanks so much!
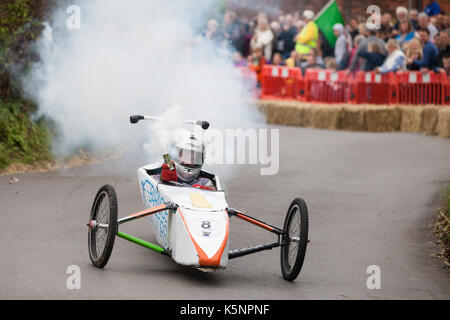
[137,162,230,269]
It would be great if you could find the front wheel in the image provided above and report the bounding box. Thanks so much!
[88,184,118,268]
[280,198,309,281]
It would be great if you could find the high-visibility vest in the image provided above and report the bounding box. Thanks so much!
[295,21,319,54]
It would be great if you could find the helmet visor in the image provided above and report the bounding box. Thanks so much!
[178,148,203,168]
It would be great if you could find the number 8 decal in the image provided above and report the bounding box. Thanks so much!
[201,221,211,229]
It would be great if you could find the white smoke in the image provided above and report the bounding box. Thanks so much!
[24,0,263,164]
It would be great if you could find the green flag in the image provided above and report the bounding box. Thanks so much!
[314,0,345,47]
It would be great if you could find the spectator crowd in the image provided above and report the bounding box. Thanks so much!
[202,1,450,84]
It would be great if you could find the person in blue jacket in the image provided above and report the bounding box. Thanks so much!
[424,0,441,17]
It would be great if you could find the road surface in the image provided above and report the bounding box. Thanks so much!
[1,126,449,299]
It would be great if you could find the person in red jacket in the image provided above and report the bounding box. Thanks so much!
[248,47,266,86]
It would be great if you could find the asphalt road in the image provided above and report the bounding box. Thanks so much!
[1,126,449,299]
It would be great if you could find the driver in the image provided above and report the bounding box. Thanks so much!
[158,129,216,191]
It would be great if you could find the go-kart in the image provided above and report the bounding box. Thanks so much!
[87,115,309,281]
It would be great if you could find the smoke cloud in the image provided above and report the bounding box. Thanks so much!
[24,0,264,166]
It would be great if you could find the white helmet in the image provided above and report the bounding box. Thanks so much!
[169,129,205,182]
[303,10,314,20]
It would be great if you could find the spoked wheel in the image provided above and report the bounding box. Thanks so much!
[88,184,118,268]
[281,198,309,281]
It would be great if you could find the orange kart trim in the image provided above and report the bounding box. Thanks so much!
[118,203,174,224]
[177,207,229,267]
[235,213,274,232]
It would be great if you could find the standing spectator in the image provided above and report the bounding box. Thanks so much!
[395,19,417,46]
[348,28,387,72]
[348,17,359,39]
[340,34,365,70]
[223,11,243,53]
[204,19,221,41]
[250,18,274,61]
[424,0,441,17]
[356,41,386,71]
[393,6,409,35]
[435,12,445,30]
[444,14,450,29]
[435,29,450,67]
[278,14,298,59]
[406,28,438,69]
[270,21,282,55]
[418,12,438,39]
[242,21,255,58]
[410,9,419,29]
[381,12,394,37]
[333,23,351,66]
[376,39,406,73]
[295,10,319,57]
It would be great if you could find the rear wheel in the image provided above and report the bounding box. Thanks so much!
[280,198,308,281]
[88,184,118,268]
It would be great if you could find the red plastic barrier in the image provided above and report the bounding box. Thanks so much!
[261,65,304,100]
[446,74,450,105]
[396,71,447,105]
[304,69,351,103]
[352,71,397,104]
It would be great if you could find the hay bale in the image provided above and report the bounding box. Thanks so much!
[257,100,303,126]
[364,105,401,132]
[337,105,365,131]
[308,104,342,130]
[421,105,439,135]
[399,106,423,133]
[435,107,450,138]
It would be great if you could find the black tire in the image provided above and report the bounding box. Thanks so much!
[280,198,309,281]
[88,184,118,268]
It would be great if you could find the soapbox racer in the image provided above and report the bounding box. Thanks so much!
[87,115,309,281]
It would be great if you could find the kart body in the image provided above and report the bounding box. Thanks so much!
[137,162,229,269]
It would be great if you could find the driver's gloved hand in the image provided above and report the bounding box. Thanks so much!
[161,162,178,182]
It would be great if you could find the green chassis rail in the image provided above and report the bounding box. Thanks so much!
[114,203,177,256]
[116,231,170,256]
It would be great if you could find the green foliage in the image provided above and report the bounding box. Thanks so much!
[0,0,58,170]
[0,99,53,170]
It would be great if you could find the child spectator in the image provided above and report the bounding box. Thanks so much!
[248,47,266,86]
[285,50,299,68]
[300,48,325,75]
[271,52,285,66]
[357,41,386,71]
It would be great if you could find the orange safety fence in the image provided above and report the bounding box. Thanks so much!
[253,65,450,105]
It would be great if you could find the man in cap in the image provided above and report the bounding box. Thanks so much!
[295,10,319,58]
